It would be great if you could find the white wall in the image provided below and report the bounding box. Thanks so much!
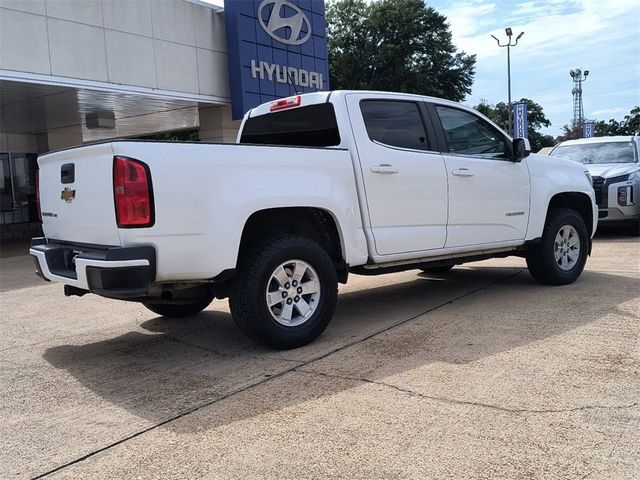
[0,0,230,99]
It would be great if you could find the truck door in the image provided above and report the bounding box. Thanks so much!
[428,103,531,248]
[346,94,448,255]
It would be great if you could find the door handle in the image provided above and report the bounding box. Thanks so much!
[452,168,474,177]
[371,164,399,174]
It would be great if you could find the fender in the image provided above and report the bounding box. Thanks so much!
[525,153,597,240]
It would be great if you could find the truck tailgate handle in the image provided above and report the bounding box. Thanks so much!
[61,163,75,184]
[452,168,474,177]
[371,164,399,174]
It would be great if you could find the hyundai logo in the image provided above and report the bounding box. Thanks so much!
[258,0,311,46]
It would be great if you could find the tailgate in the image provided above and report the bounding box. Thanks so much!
[38,143,121,246]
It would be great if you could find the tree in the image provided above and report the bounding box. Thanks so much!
[475,98,554,152]
[326,0,476,102]
[555,124,582,143]
[595,106,640,136]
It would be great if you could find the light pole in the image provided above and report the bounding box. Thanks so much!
[491,28,524,136]
[569,68,589,128]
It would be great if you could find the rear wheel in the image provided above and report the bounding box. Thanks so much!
[420,265,454,275]
[143,295,214,318]
[229,235,338,349]
[526,208,588,285]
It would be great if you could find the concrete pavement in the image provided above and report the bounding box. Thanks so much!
[0,235,638,479]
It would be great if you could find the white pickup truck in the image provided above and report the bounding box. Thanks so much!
[31,91,597,348]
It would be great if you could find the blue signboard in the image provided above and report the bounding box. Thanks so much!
[224,0,330,120]
[512,102,528,139]
[582,122,595,138]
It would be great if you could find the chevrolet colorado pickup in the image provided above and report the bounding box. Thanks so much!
[31,91,597,348]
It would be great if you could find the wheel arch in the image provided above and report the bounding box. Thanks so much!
[546,192,594,238]
[237,207,348,282]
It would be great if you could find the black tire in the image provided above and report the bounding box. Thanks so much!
[420,265,454,274]
[526,208,589,285]
[143,295,214,318]
[229,235,338,349]
[628,220,640,237]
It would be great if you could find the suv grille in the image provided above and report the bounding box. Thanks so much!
[592,176,605,207]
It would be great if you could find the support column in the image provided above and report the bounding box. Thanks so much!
[45,90,84,151]
[198,105,240,143]
[46,125,84,152]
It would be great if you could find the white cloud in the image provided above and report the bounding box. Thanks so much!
[435,0,640,133]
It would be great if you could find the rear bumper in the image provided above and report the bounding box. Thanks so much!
[29,238,156,299]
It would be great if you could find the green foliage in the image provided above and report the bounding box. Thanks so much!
[474,98,553,152]
[555,124,582,143]
[326,0,476,101]
[595,106,640,136]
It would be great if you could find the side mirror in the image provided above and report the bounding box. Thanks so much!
[512,137,531,162]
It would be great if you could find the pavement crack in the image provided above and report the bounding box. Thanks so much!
[31,269,521,479]
[296,369,639,415]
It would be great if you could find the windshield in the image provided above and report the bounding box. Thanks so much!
[552,142,637,164]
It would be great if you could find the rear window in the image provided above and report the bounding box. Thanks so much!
[240,103,340,147]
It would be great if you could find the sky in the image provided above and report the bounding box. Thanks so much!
[206,0,639,135]
[427,0,640,135]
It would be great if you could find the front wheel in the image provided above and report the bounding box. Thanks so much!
[526,208,588,285]
[229,235,338,349]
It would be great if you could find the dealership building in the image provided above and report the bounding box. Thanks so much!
[0,0,329,239]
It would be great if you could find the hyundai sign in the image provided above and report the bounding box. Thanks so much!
[582,122,595,138]
[512,102,528,139]
[224,0,330,120]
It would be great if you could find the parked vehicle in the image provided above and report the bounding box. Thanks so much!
[550,136,640,235]
[31,91,597,348]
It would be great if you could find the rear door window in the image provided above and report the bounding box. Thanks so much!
[360,100,429,150]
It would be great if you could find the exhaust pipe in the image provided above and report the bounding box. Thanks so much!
[161,289,173,301]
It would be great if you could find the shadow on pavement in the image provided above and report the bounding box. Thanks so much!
[42,267,638,431]
[593,227,638,241]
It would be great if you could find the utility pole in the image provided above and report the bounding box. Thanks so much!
[569,68,589,127]
[491,28,524,137]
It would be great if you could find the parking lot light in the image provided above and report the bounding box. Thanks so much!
[492,28,525,136]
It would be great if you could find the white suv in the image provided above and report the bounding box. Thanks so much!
[551,136,640,235]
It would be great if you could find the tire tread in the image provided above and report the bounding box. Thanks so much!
[229,235,338,349]
[526,208,588,285]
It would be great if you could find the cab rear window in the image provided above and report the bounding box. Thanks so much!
[240,103,340,147]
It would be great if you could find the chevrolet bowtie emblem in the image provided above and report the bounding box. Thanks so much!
[61,187,76,203]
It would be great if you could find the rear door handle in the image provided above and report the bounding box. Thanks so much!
[452,168,474,177]
[371,164,399,174]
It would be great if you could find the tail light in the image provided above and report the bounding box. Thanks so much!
[113,156,154,228]
[36,168,41,222]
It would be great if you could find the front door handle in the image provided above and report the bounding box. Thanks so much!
[371,164,399,174]
[452,168,474,177]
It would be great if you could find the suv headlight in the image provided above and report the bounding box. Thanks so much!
[617,170,638,206]
[584,170,592,184]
